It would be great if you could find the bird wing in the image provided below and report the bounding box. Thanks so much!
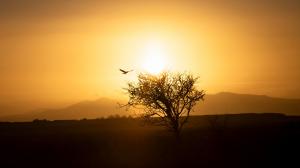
[119,69,126,73]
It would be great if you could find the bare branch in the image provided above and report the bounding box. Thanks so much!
[122,71,205,137]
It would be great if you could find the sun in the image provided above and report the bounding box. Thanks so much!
[142,40,166,74]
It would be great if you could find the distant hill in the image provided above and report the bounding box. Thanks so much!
[0,92,299,122]
[0,98,131,122]
[194,92,300,116]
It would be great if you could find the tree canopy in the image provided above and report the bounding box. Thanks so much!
[124,71,205,136]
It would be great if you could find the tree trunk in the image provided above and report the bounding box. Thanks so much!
[173,125,181,143]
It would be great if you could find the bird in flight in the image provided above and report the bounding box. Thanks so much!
[119,69,133,74]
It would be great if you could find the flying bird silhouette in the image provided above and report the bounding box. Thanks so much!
[119,69,133,74]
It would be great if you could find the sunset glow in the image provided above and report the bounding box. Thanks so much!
[142,40,167,74]
[0,0,300,116]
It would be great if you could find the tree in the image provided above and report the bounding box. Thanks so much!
[124,71,205,138]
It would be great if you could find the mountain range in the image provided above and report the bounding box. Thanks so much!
[0,92,299,122]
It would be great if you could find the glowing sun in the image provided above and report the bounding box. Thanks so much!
[142,40,166,74]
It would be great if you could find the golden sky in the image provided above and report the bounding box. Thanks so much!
[1,0,300,110]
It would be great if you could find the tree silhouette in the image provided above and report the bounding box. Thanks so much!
[124,71,205,138]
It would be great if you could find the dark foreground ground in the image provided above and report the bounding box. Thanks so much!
[0,113,299,168]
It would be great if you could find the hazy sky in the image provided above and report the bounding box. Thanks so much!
[1,0,300,113]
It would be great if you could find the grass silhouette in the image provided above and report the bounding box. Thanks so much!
[0,113,299,168]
